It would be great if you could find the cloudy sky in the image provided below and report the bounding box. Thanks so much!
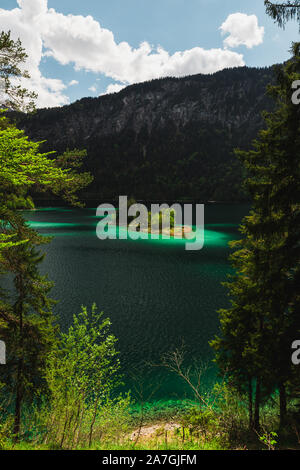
[0,0,299,107]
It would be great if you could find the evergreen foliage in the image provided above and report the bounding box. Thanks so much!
[265,1,300,30]
[211,44,300,430]
[0,32,93,439]
[15,66,275,203]
[0,31,36,112]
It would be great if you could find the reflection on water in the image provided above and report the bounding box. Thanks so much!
[23,204,249,402]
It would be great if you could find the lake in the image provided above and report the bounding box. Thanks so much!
[23,203,249,405]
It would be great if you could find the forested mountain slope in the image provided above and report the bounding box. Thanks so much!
[17,66,275,202]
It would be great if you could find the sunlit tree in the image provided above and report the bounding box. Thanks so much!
[0,31,36,112]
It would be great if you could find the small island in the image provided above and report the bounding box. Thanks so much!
[138,210,194,239]
[111,198,194,239]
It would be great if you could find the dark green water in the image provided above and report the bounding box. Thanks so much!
[23,204,249,404]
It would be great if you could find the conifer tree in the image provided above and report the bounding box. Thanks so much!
[0,31,36,112]
[0,31,94,440]
[0,114,93,439]
[265,1,300,30]
[0,218,57,439]
[211,44,300,430]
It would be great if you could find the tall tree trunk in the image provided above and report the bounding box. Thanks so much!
[248,376,253,430]
[13,363,23,441]
[89,395,100,448]
[13,288,24,442]
[60,409,69,449]
[279,381,287,428]
[254,377,261,431]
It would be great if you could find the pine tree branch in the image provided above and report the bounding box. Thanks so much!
[265,1,300,30]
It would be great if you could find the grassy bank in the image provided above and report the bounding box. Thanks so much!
[1,390,300,451]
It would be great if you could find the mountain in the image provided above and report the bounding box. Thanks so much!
[16,65,276,203]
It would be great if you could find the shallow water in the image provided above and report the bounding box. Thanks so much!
[23,203,249,403]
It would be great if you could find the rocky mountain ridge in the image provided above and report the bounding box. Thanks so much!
[17,65,276,202]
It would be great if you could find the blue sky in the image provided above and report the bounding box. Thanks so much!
[0,0,299,107]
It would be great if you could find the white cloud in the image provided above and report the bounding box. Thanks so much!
[68,79,79,86]
[0,1,68,107]
[104,83,126,95]
[0,2,261,107]
[40,10,244,84]
[220,13,264,49]
[16,0,47,17]
[88,85,97,93]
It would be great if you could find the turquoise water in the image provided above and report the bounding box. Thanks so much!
[23,204,249,403]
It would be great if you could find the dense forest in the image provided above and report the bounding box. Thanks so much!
[14,66,275,203]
